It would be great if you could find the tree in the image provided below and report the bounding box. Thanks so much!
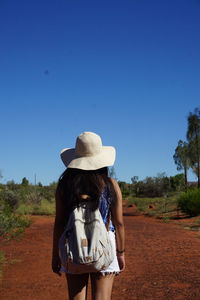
[187,108,200,188]
[131,176,139,184]
[118,181,130,197]
[108,167,117,180]
[173,140,190,190]
[21,177,29,186]
[170,174,185,191]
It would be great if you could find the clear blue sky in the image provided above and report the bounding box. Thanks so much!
[1,0,200,185]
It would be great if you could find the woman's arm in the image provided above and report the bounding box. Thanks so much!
[52,187,66,275]
[110,178,125,271]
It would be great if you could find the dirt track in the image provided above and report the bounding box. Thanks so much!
[1,213,200,300]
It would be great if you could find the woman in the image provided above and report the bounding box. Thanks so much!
[52,131,125,300]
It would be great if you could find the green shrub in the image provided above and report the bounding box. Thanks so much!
[0,202,31,240]
[38,199,55,215]
[0,188,19,211]
[15,203,34,215]
[4,190,19,210]
[16,199,55,215]
[178,189,200,216]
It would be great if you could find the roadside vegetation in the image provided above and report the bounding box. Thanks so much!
[178,189,200,217]
[0,178,56,241]
[119,173,184,221]
[0,177,56,278]
[0,202,31,240]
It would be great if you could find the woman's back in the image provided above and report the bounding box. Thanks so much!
[52,131,125,300]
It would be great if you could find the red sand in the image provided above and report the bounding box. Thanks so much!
[1,213,200,300]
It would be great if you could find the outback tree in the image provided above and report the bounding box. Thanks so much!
[21,177,29,186]
[131,176,139,184]
[170,174,185,191]
[109,166,117,180]
[173,140,190,190]
[187,108,200,188]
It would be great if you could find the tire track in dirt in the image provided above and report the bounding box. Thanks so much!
[1,215,200,300]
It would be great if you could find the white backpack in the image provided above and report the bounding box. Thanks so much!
[59,202,114,274]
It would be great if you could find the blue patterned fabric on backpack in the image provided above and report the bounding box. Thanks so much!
[99,186,115,232]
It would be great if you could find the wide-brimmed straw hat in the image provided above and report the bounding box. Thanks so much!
[60,131,116,170]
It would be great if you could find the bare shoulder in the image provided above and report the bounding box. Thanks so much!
[109,178,122,198]
[109,177,119,187]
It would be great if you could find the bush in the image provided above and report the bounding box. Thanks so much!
[178,189,200,216]
[16,199,55,215]
[0,202,31,239]
[2,190,19,211]
[134,175,171,198]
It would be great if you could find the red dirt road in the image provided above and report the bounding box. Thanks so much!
[1,214,200,300]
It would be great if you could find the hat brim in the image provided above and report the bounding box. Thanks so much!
[60,146,116,170]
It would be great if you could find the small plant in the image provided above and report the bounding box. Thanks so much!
[0,202,31,240]
[178,189,200,216]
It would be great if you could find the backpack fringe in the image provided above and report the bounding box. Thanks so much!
[99,271,120,277]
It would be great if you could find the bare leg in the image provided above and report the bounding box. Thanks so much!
[90,273,115,300]
[66,273,89,300]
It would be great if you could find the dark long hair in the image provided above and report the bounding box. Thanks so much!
[57,167,114,211]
